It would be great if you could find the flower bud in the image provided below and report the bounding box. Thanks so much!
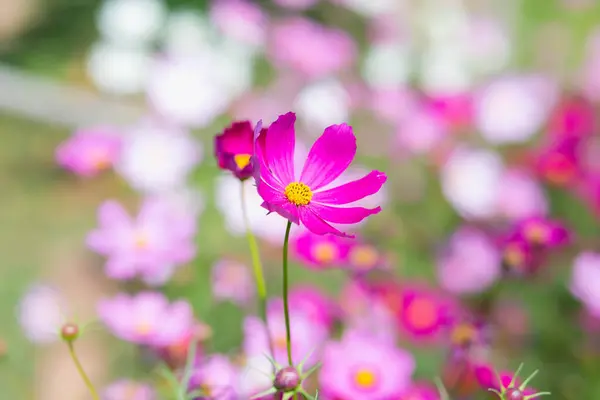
[60,322,80,342]
[274,366,300,392]
[504,388,524,400]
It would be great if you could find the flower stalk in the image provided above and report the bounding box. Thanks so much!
[282,220,294,367]
[66,341,100,400]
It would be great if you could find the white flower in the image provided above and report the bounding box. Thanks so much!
[116,119,202,194]
[17,284,66,344]
[162,10,215,56]
[464,17,511,77]
[474,75,558,145]
[96,0,167,46]
[238,355,272,397]
[333,0,399,17]
[441,146,504,220]
[419,47,472,95]
[294,79,350,135]
[153,186,205,218]
[361,43,412,89]
[86,41,152,95]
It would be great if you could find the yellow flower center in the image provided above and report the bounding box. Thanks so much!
[135,321,152,336]
[451,323,477,346]
[504,244,524,267]
[284,182,313,206]
[311,242,338,263]
[349,245,379,270]
[234,154,252,169]
[354,368,377,389]
[134,232,149,249]
[524,222,548,244]
[200,383,213,397]
[90,150,111,169]
[405,297,438,330]
[274,336,288,350]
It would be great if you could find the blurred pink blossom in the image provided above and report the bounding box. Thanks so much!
[268,18,356,79]
[289,286,337,332]
[571,252,600,317]
[209,0,266,47]
[534,135,583,187]
[548,94,597,140]
[87,198,196,285]
[494,169,548,220]
[211,259,254,306]
[273,0,319,10]
[102,380,156,400]
[319,330,415,399]
[369,88,418,125]
[513,216,570,249]
[581,28,600,102]
[98,291,194,347]
[189,354,240,400]
[17,284,67,344]
[437,227,501,294]
[292,229,349,269]
[396,108,448,156]
[56,127,122,177]
[400,381,441,400]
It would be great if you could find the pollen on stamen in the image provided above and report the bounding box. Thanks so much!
[284,182,313,206]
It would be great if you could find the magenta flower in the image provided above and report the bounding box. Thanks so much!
[534,136,582,187]
[548,94,596,140]
[189,354,240,400]
[400,381,441,400]
[475,365,537,397]
[102,380,156,400]
[514,216,570,249]
[494,169,548,221]
[437,227,501,294]
[211,259,255,306]
[320,330,415,399]
[214,120,258,181]
[570,252,600,316]
[86,198,196,285]
[56,127,122,177]
[268,18,357,79]
[255,112,387,237]
[346,240,384,274]
[273,0,319,10]
[98,291,194,347]
[209,0,266,47]
[288,285,337,331]
[292,229,349,269]
[500,235,536,275]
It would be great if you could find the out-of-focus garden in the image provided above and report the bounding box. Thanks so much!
[2,0,600,399]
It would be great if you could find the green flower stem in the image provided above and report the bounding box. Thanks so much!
[282,221,294,366]
[67,341,100,400]
[241,182,275,358]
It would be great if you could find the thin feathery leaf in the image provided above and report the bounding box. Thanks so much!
[519,370,539,391]
[250,387,277,399]
[435,377,451,400]
[508,363,524,389]
[526,392,551,399]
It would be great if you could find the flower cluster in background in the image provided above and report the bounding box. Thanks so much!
[5,0,600,399]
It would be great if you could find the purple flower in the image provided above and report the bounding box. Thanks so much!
[98,291,194,347]
[87,198,196,285]
[102,380,156,400]
[320,330,415,399]
[514,216,570,249]
[437,227,501,294]
[56,127,122,177]
[571,252,600,317]
[190,354,240,400]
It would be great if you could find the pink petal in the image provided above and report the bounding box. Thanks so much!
[312,170,387,204]
[298,207,353,238]
[257,181,300,224]
[98,200,131,227]
[309,203,382,224]
[300,123,356,190]
[265,112,297,183]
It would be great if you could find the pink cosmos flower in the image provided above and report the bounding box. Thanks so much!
[320,330,415,399]
[189,354,240,400]
[17,284,67,344]
[548,94,596,140]
[500,235,536,276]
[87,198,196,285]
[268,18,357,79]
[288,285,337,331]
[56,127,122,177]
[400,382,441,400]
[97,291,194,347]
[243,299,329,367]
[274,0,319,10]
[513,216,570,249]
[214,120,257,181]
[255,112,387,238]
[292,229,349,269]
[346,240,384,274]
[534,136,583,187]
[571,252,600,316]
[426,92,473,129]
[159,321,211,368]
[437,227,501,294]
[209,0,266,47]
[494,169,548,220]
[211,259,254,306]
[395,107,448,156]
[102,380,156,400]
[475,365,537,397]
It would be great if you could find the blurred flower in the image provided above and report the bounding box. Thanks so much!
[548,94,596,140]
[17,284,66,344]
[116,119,201,194]
[274,0,319,10]
[395,107,448,156]
[441,146,504,219]
[294,78,350,134]
[102,380,156,400]
[571,252,600,317]
[292,229,349,270]
[446,318,489,354]
[319,330,415,399]
[464,17,511,77]
[209,0,266,47]
[162,10,213,56]
[289,285,337,331]
[86,41,152,95]
[211,259,254,306]
[500,235,535,276]
[214,120,257,181]
[474,74,557,145]
[330,0,397,17]
[362,42,412,89]
[513,216,570,249]
[159,322,211,368]
[215,175,291,245]
[581,28,600,102]
[255,112,387,237]
[369,88,417,125]
[400,381,441,400]
[239,354,273,398]
[153,186,205,218]
[86,198,196,285]
[347,240,384,274]
[98,291,194,347]
[243,299,329,367]
[146,50,252,128]
[494,169,548,220]
[475,365,537,396]
[268,18,357,79]
[56,127,122,177]
[190,354,239,400]
[426,92,473,129]
[534,136,582,187]
[96,0,166,46]
[437,227,501,294]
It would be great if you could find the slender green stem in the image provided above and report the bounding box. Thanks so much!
[240,182,275,359]
[67,342,100,400]
[282,221,293,366]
